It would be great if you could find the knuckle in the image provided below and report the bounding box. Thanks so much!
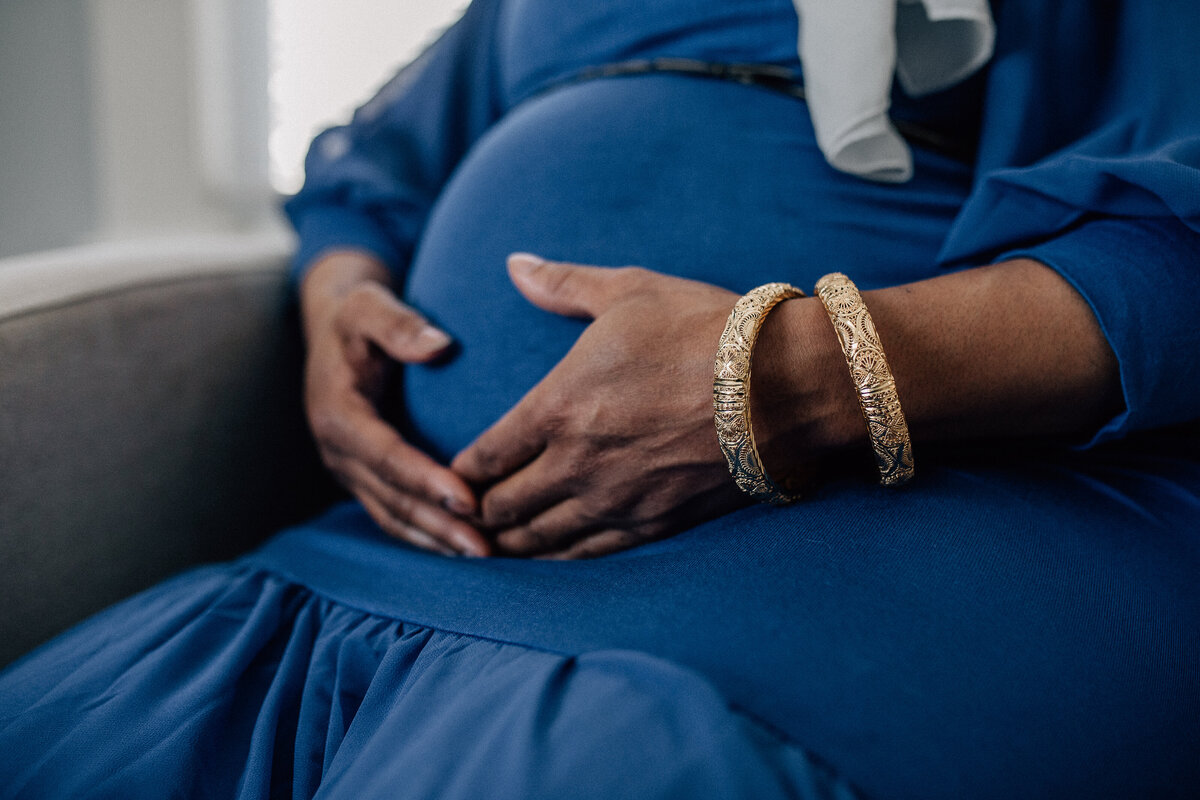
[381,312,423,345]
[542,265,578,298]
[561,455,590,486]
[524,522,553,551]
[316,447,341,473]
[386,491,417,523]
[307,406,339,440]
[471,444,504,477]
[378,446,411,481]
[503,523,549,554]
[309,418,352,461]
[418,473,451,506]
[537,395,575,440]
[574,496,609,527]
[542,384,571,420]
[480,491,514,528]
[602,323,641,364]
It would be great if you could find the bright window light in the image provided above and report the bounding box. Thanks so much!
[268,0,469,195]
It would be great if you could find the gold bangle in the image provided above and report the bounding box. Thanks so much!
[713,282,806,504]
[814,272,914,486]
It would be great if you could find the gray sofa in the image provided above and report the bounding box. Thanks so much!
[0,234,336,668]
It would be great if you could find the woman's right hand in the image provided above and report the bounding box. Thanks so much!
[300,250,489,557]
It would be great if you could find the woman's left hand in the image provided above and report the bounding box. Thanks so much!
[451,254,752,559]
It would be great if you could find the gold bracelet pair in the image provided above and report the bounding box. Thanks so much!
[713,274,914,504]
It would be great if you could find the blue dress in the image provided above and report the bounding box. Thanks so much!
[3,1,1199,798]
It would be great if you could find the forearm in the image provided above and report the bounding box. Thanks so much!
[752,259,1122,474]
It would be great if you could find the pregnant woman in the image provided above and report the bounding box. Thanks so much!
[2,1,1198,798]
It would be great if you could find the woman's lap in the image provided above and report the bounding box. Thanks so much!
[247,436,1200,799]
[0,564,852,800]
[4,434,1194,799]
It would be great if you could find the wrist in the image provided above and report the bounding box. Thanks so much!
[749,296,867,481]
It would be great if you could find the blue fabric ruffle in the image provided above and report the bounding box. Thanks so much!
[0,565,857,800]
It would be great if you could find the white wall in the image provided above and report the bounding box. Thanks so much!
[86,0,268,243]
[269,0,468,194]
[0,0,271,259]
[0,0,466,261]
[0,0,99,258]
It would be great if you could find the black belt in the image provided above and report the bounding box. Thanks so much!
[560,57,974,164]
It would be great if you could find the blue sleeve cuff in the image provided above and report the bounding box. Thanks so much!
[1002,215,1200,448]
[288,206,407,285]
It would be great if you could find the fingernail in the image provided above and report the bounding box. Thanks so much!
[418,326,452,350]
[508,252,544,274]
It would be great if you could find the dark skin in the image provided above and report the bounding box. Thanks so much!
[301,250,1121,559]
[300,250,489,557]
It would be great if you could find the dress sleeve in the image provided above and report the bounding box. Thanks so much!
[282,0,506,282]
[936,0,1200,445]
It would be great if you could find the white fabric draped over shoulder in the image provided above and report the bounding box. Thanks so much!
[792,0,994,182]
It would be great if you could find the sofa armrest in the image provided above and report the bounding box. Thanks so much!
[0,233,337,667]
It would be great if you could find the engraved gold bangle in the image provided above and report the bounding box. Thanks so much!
[713,282,806,504]
[814,272,914,486]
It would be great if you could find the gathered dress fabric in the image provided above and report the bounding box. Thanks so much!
[3,1,1200,798]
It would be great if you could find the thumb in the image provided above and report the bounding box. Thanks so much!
[507,252,630,319]
[349,284,453,363]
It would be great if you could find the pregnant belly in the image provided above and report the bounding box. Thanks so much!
[399,74,971,461]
